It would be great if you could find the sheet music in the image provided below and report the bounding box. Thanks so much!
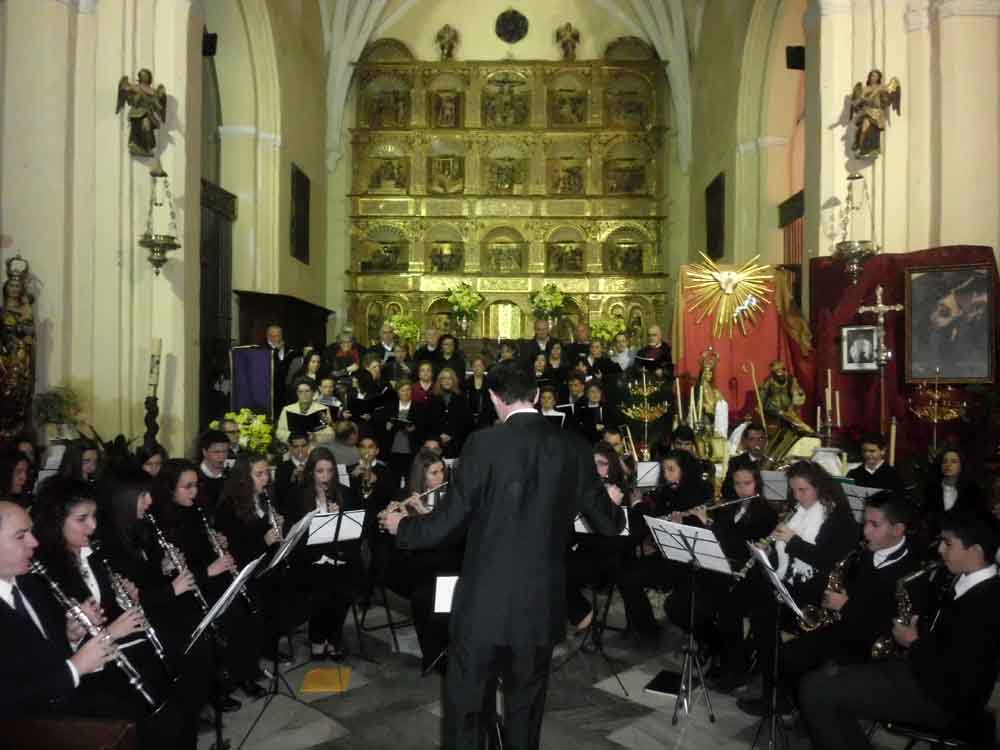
[264,510,316,572]
[635,461,659,488]
[338,465,351,488]
[434,575,458,614]
[840,481,883,523]
[761,470,788,501]
[748,543,806,620]
[644,517,733,575]
[186,554,265,654]
[307,509,366,546]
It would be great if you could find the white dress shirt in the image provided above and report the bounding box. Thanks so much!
[954,564,997,600]
[872,537,907,568]
[942,482,958,511]
[78,547,101,604]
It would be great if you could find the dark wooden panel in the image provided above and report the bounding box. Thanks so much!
[236,291,331,352]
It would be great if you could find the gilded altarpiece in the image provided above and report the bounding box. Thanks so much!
[347,38,671,342]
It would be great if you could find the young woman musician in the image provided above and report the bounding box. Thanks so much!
[565,441,629,633]
[30,477,203,749]
[617,449,714,637]
[154,459,266,698]
[286,447,364,660]
[427,367,471,460]
[384,448,460,672]
[725,460,858,697]
[918,447,985,552]
[55,437,101,485]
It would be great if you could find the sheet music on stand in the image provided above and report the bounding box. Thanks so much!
[644,517,732,575]
[262,510,315,573]
[839,481,882,523]
[574,508,630,536]
[434,575,458,614]
[337,465,351,488]
[307,509,366,546]
[186,554,266,654]
[747,543,806,621]
[635,461,660,488]
[761,471,788,502]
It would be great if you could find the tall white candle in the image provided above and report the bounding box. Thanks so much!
[148,337,163,398]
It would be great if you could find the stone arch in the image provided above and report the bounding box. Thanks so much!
[733,0,807,264]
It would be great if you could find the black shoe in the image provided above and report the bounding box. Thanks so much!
[240,679,267,699]
[709,671,749,694]
[220,695,242,713]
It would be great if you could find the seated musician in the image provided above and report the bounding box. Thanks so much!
[348,434,396,551]
[671,425,716,486]
[663,457,776,677]
[917,447,985,552]
[382,448,460,672]
[275,378,335,446]
[273,432,310,515]
[0,500,116,718]
[286,447,365,661]
[846,433,904,496]
[798,509,1000,749]
[155,459,266,698]
[538,386,566,428]
[28,483,203,748]
[565,442,629,633]
[738,490,920,717]
[618,449,713,638]
[196,429,231,520]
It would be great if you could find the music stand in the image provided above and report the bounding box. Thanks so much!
[643,517,726,724]
[185,555,265,750]
[745,544,803,750]
[840,481,881,524]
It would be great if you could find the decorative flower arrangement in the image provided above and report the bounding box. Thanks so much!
[387,313,421,348]
[590,316,627,344]
[446,282,485,319]
[529,283,565,318]
[34,386,83,426]
[209,408,274,455]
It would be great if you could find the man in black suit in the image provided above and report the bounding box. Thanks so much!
[798,508,1000,749]
[266,324,297,415]
[0,501,113,718]
[846,433,905,496]
[520,318,559,367]
[273,432,310,514]
[381,361,625,749]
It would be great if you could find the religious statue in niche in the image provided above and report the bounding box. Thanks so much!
[694,348,727,432]
[606,88,649,130]
[759,359,809,433]
[430,91,461,128]
[549,90,588,126]
[368,90,410,129]
[487,242,523,273]
[483,76,531,128]
[427,156,465,194]
[849,69,901,159]
[0,255,35,438]
[607,241,643,273]
[368,158,409,192]
[116,69,167,157]
[547,242,584,273]
[367,304,384,345]
[549,160,585,195]
[486,158,527,194]
[435,24,459,61]
[605,159,646,194]
[361,241,407,272]
[628,309,644,341]
[555,22,580,61]
[429,241,464,272]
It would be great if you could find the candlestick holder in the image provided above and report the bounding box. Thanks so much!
[623,375,667,461]
[907,371,966,453]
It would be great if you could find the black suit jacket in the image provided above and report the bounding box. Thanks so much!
[0,575,76,718]
[846,463,904,496]
[396,411,625,646]
[273,459,306,515]
[837,543,920,652]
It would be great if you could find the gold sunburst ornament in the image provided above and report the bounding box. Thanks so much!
[685,252,773,338]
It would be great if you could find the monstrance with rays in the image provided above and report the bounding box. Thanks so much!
[685,252,773,338]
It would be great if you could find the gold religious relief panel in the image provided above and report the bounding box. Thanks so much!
[428,241,464,272]
[604,241,644,273]
[359,240,409,272]
[484,158,528,195]
[366,88,411,129]
[429,90,462,128]
[482,73,531,128]
[357,198,415,216]
[367,158,410,194]
[604,73,653,130]
[604,158,646,195]
[476,199,534,217]
[545,242,585,273]
[548,89,589,128]
[424,198,466,216]
[426,155,464,194]
[486,242,526,274]
[546,158,586,195]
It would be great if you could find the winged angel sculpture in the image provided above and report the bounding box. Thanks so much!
[849,69,901,159]
[116,69,167,158]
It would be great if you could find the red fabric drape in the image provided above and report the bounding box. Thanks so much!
[809,245,998,458]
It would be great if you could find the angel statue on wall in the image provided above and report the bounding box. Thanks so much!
[116,69,167,158]
[435,25,459,61]
[555,22,580,62]
[849,69,901,159]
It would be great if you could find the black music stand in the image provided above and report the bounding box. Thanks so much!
[745,544,805,750]
[643,517,726,724]
[185,555,266,750]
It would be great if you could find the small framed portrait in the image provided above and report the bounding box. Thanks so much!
[906,264,994,384]
[841,325,879,372]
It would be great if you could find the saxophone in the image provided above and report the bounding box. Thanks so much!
[799,545,862,631]
[870,561,944,659]
[90,541,172,676]
[30,560,159,709]
[146,513,209,612]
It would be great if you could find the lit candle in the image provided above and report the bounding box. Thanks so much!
[675,376,683,423]
[148,337,163,398]
[825,369,832,416]
[835,391,841,428]
[816,405,821,431]
[689,385,696,427]
[889,417,897,466]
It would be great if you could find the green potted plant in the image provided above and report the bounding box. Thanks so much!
[33,386,84,442]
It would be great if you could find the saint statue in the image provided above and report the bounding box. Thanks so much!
[849,69,901,159]
[759,359,810,433]
[0,255,36,438]
[555,22,580,62]
[435,24,459,61]
[693,348,727,433]
[116,69,168,158]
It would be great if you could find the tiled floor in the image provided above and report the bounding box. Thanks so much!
[199,594,996,750]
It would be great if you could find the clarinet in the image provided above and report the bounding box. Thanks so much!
[30,560,159,709]
[90,542,172,676]
[146,513,209,612]
[194,504,258,614]
[260,488,283,541]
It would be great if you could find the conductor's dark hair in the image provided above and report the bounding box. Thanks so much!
[940,509,999,563]
[865,491,911,527]
[486,360,537,405]
[860,433,887,450]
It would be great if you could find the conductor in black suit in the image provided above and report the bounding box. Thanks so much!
[381,361,626,750]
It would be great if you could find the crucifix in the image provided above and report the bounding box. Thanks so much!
[858,284,904,432]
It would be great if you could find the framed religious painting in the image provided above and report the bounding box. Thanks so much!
[841,325,879,372]
[905,264,994,384]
